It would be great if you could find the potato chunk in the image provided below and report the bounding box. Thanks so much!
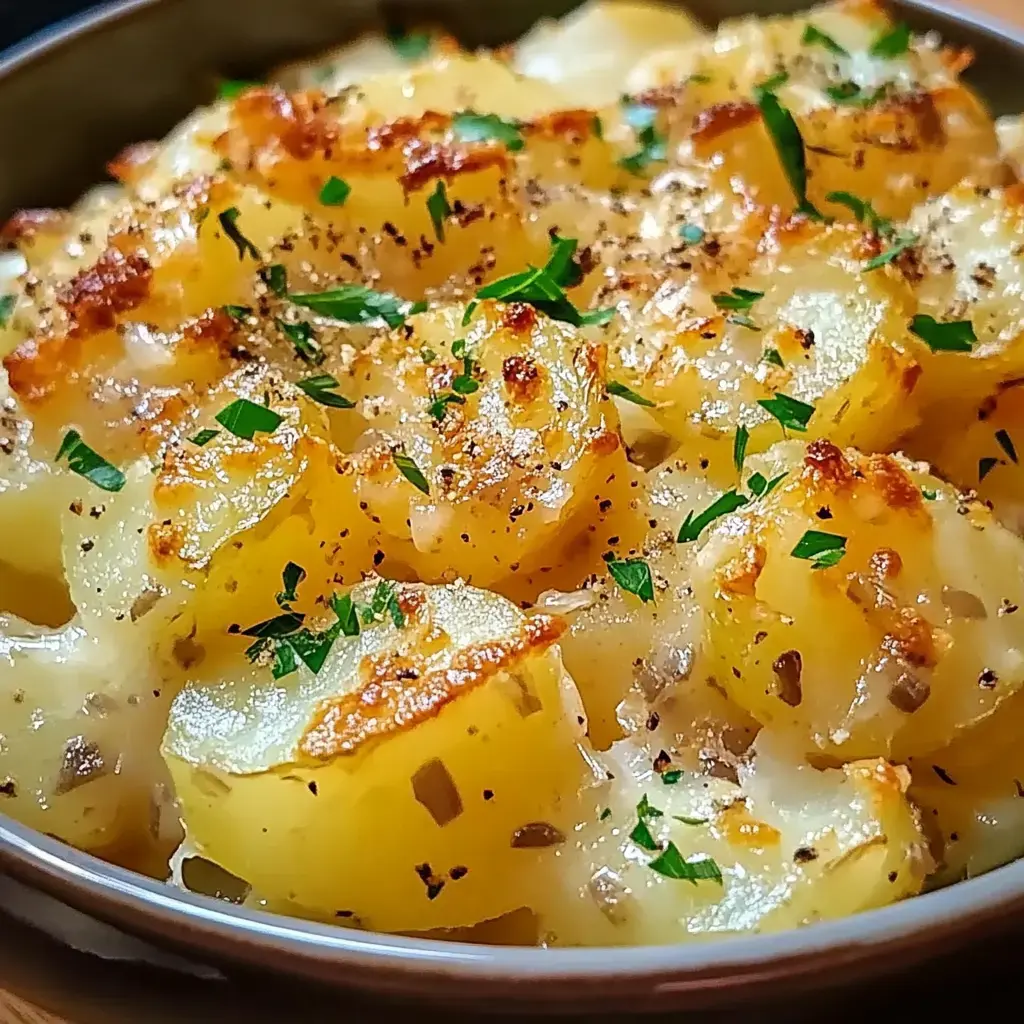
[694,440,1024,760]
[338,303,632,591]
[606,222,923,477]
[0,616,178,856]
[163,580,592,932]
[535,734,929,945]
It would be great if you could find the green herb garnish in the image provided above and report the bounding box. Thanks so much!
[802,24,849,57]
[222,304,253,321]
[261,263,288,297]
[921,488,937,501]
[277,562,306,608]
[393,449,430,495]
[870,22,911,58]
[618,105,667,176]
[427,180,452,242]
[607,558,655,603]
[289,284,421,328]
[661,770,683,785]
[331,593,361,637]
[791,529,846,568]
[758,393,815,432]
[215,398,283,439]
[607,380,655,408]
[296,373,355,409]
[674,814,709,826]
[319,176,351,207]
[863,231,918,271]
[630,819,659,851]
[677,490,749,543]
[747,471,787,497]
[0,294,15,328]
[218,80,260,100]
[648,845,722,883]
[452,111,524,151]
[600,807,612,821]
[188,428,220,447]
[713,287,764,311]
[753,86,822,219]
[387,28,432,61]
[762,348,784,367]
[276,318,323,364]
[427,392,465,421]
[55,430,126,492]
[825,82,887,107]
[909,314,976,353]
[733,426,749,473]
[825,191,891,234]
[218,207,260,261]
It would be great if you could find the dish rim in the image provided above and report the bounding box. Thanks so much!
[3,0,1024,998]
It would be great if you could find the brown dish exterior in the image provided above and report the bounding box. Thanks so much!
[4,0,1024,1012]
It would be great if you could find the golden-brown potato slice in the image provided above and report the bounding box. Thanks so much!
[163,579,592,932]
[337,302,634,593]
[605,221,923,478]
[694,440,1024,760]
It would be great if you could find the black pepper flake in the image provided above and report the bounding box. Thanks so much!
[0,778,16,797]
[793,846,818,864]
[978,667,998,689]
[646,711,660,731]
[373,549,385,567]
[414,861,446,900]
[308,781,319,796]
[815,506,832,520]
[1014,779,1024,798]
[932,765,957,786]
[449,865,469,881]
[483,789,494,801]
[888,870,898,883]
[335,910,354,918]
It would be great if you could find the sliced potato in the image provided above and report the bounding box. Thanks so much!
[163,580,593,931]
[536,734,930,945]
[694,440,1024,760]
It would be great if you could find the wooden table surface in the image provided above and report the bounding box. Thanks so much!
[1,0,1021,1019]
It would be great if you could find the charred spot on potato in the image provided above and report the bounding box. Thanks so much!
[0,778,17,798]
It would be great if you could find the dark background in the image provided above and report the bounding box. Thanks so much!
[2,1,97,49]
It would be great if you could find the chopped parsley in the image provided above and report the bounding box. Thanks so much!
[713,287,763,311]
[825,82,887,107]
[758,393,815,432]
[863,231,919,271]
[679,223,705,245]
[366,580,405,628]
[427,180,452,242]
[791,529,846,568]
[296,373,355,409]
[607,380,655,408]
[330,593,361,637]
[544,235,583,288]
[276,318,323,364]
[630,818,659,851]
[218,207,260,261]
[0,294,15,328]
[288,284,422,328]
[452,111,524,152]
[674,814,709,826]
[215,398,283,439]
[387,28,432,61]
[825,191,891,235]
[909,314,976,353]
[757,71,790,92]
[618,102,667,175]
[870,22,911,58]
[677,490,749,543]
[996,429,1018,464]
[762,348,784,367]
[319,176,351,207]
[474,237,613,328]
[661,770,683,785]
[747,471,787,497]
[261,263,288,297]
[802,24,849,57]
[188,428,220,447]
[754,85,822,219]
[55,430,126,493]
[979,456,999,481]
[222,304,253,321]
[600,807,612,821]
[450,338,479,394]
[606,558,655,603]
[427,392,465,421]
[591,115,604,139]
[649,845,722,883]
[277,562,306,608]
[921,488,937,501]
[218,80,260,100]
[393,449,430,494]
[733,425,749,473]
